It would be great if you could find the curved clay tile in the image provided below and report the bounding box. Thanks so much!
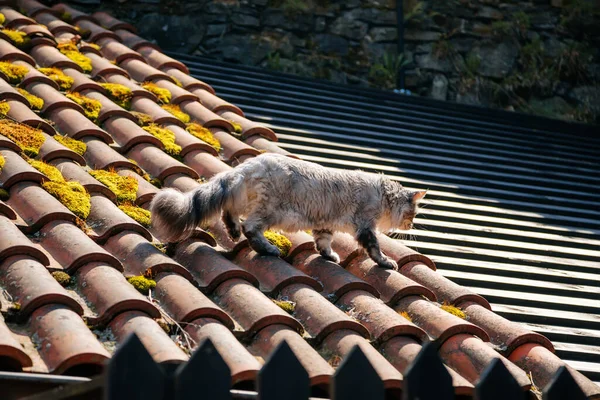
[86,194,153,243]
[0,150,46,189]
[47,108,113,143]
[34,12,79,36]
[97,38,144,64]
[0,313,33,370]
[103,116,162,153]
[16,59,58,89]
[0,7,36,28]
[119,58,174,84]
[183,150,230,179]
[19,24,56,47]
[115,169,159,206]
[161,67,214,94]
[29,45,83,72]
[78,40,102,56]
[83,138,137,171]
[282,231,318,261]
[214,278,303,336]
[245,135,298,158]
[30,304,110,374]
[75,19,120,43]
[233,247,322,294]
[80,90,135,123]
[401,262,490,309]
[25,82,84,114]
[180,101,234,131]
[0,201,17,220]
[130,97,183,127]
[104,73,157,101]
[85,51,129,78]
[6,100,56,135]
[378,234,437,270]
[18,0,59,18]
[0,79,30,105]
[39,221,123,273]
[92,12,137,33]
[137,46,187,73]
[0,215,50,266]
[174,239,259,292]
[109,311,189,364]
[218,110,278,141]
[76,262,160,325]
[381,336,474,396]
[0,255,83,316]
[62,67,106,93]
[154,273,234,327]
[165,123,218,158]
[191,88,243,116]
[50,3,94,24]
[51,159,117,201]
[250,324,334,387]
[126,143,199,181]
[38,133,86,165]
[212,130,260,163]
[6,182,77,233]
[460,301,554,356]
[113,28,158,51]
[320,329,403,390]
[280,283,370,343]
[345,255,436,305]
[185,317,261,384]
[0,136,22,153]
[0,38,36,65]
[337,290,428,344]
[103,231,191,280]
[394,295,490,344]
[439,333,531,389]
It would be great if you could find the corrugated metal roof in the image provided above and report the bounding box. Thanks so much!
[172,53,600,385]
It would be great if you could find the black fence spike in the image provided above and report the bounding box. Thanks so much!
[331,345,384,400]
[543,366,587,400]
[104,333,165,400]
[258,340,309,400]
[475,358,526,400]
[402,341,453,400]
[174,338,231,400]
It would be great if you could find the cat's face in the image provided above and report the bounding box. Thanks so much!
[395,190,426,231]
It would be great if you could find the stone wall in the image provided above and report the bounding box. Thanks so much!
[85,0,600,124]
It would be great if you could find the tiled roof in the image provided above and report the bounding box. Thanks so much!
[0,1,598,398]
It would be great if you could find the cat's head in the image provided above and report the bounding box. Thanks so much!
[389,188,427,231]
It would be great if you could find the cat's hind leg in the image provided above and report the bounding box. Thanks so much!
[313,229,340,263]
[242,212,281,257]
[222,211,241,241]
[356,227,398,270]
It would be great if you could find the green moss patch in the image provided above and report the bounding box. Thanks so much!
[100,83,132,109]
[161,104,190,124]
[38,67,74,91]
[229,120,243,133]
[273,299,295,314]
[0,154,4,170]
[0,101,10,116]
[127,275,156,294]
[130,111,153,126]
[141,82,171,104]
[118,203,151,227]
[142,124,181,156]
[0,119,46,157]
[57,43,92,73]
[65,92,101,121]
[16,88,43,110]
[28,160,64,182]
[88,169,138,204]
[441,302,466,320]
[264,231,292,257]
[43,180,91,219]
[51,271,72,287]
[54,134,86,156]
[2,29,29,48]
[186,122,221,151]
[0,61,29,84]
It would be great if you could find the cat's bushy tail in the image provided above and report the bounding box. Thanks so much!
[149,171,246,242]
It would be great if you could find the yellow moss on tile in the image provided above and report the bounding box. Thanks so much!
[51,271,71,287]
[0,101,10,116]
[100,83,132,109]
[441,302,466,319]
[0,119,46,157]
[57,42,78,52]
[142,124,181,156]
[399,310,412,322]
[60,12,72,22]
[43,180,91,219]
[141,82,171,104]
[88,169,138,204]
[0,188,8,201]
[53,134,86,156]
[127,275,156,294]
[0,13,5,25]
[2,29,29,48]
[38,67,74,91]
[161,104,190,124]
[57,43,92,73]
[0,61,29,84]
[65,92,101,121]
[273,299,295,314]
[16,88,43,110]
[118,203,151,227]
[264,231,292,257]
[171,76,183,87]
[130,111,153,126]
[0,154,4,170]
[229,120,243,133]
[185,122,221,151]
[28,159,65,182]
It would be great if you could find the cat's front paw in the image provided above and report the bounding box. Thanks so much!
[377,257,398,270]
[259,243,282,258]
[320,250,341,264]
[227,226,241,241]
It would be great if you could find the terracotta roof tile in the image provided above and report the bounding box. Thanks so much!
[130,96,183,126]
[38,133,85,165]
[0,313,33,370]
[97,38,144,64]
[5,100,54,135]
[91,12,136,34]
[50,4,93,24]
[18,0,57,19]
[48,108,112,142]
[50,159,116,201]
[86,194,152,243]
[126,143,198,181]
[74,19,120,43]
[0,7,36,28]
[84,51,128,79]
[0,38,36,65]
[103,117,162,153]
[219,110,278,141]
[0,216,49,266]
[161,66,215,94]
[33,12,79,36]
[180,100,234,131]
[0,150,46,188]
[213,129,261,162]
[30,45,83,73]
[191,88,243,115]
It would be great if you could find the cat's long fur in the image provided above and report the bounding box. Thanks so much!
[150,153,425,269]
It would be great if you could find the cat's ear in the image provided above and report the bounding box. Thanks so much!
[411,190,427,204]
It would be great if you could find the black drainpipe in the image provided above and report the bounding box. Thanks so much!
[396,0,405,90]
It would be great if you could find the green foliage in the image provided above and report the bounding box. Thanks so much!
[432,40,453,60]
[89,169,138,204]
[0,61,29,84]
[404,1,426,24]
[266,51,282,71]
[54,134,86,156]
[368,53,411,90]
[127,275,156,294]
[264,231,292,257]
[118,204,151,227]
[0,119,45,157]
[51,271,72,287]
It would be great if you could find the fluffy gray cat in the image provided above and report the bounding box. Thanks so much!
[150,153,426,269]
